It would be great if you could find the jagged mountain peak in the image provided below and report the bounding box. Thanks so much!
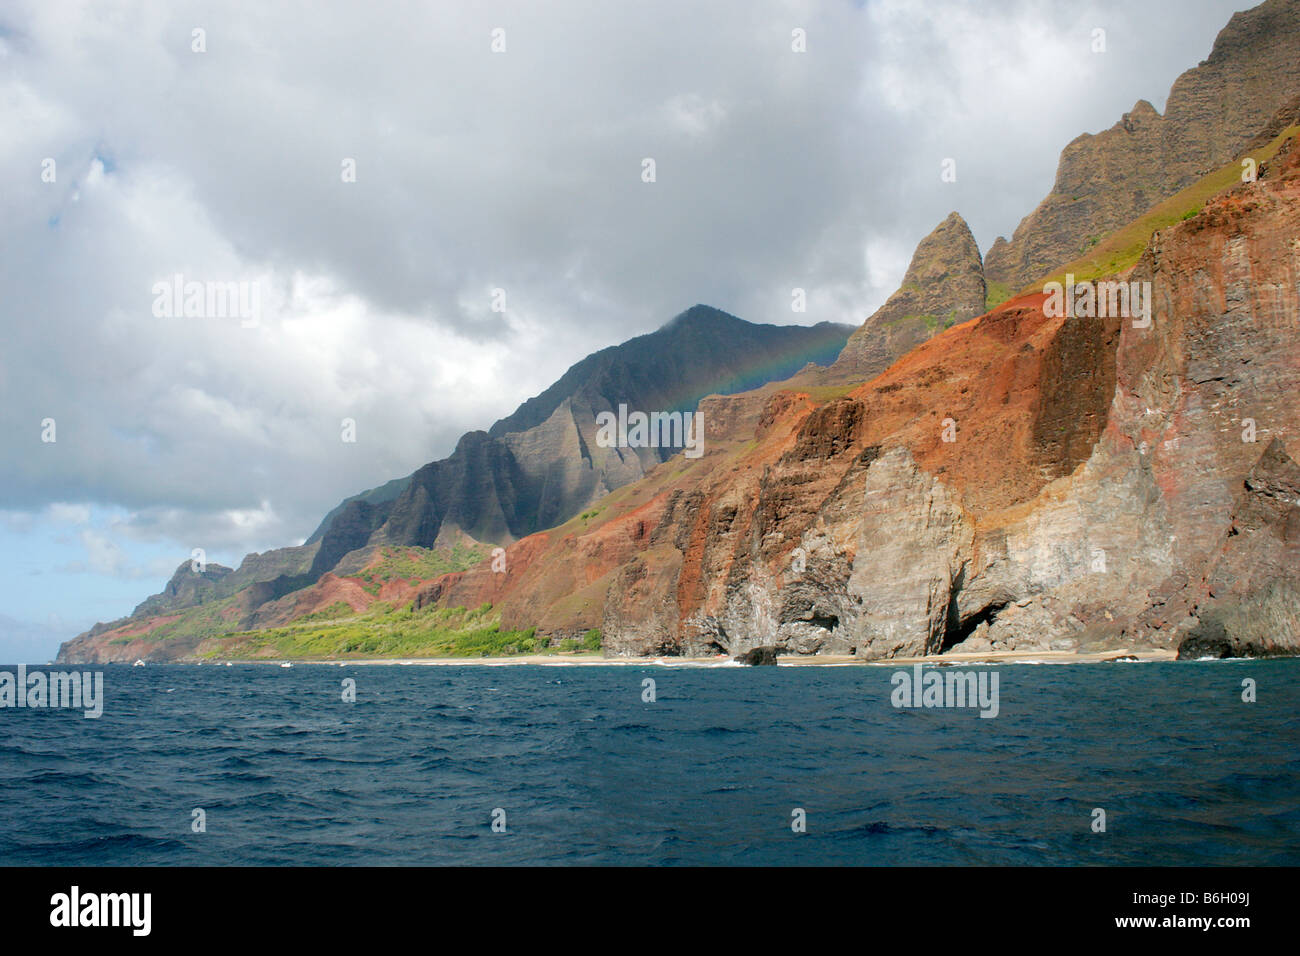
[828,209,986,381]
[910,211,980,268]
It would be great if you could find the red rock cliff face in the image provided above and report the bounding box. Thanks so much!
[444,140,1300,659]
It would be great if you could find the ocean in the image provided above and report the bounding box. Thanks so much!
[2,660,1297,866]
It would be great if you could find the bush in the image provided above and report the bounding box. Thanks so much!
[582,628,602,652]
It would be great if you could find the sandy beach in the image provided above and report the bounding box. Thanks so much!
[219,647,1179,667]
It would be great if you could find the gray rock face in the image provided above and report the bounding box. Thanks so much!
[736,646,779,665]
[849,449,975,656]
[1176,439,1300,658]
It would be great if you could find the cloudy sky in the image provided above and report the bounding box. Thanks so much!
[0,0,1248,659]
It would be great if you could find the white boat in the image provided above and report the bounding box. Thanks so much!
[280,662,292,668]
[132,659,146,667]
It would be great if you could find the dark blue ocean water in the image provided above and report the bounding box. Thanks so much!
[1,660,1297,866]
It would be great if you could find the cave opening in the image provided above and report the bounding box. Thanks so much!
[940,601,1008,653]
[807,613,840,632]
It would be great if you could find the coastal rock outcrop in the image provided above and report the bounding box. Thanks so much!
[736,646,779,665]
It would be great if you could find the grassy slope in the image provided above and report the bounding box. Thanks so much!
[205,601,603,659]
[108,595,242,647]
[211,602,534,659]
[979,126,1298,308]
[126,544,512,657]
[984,280,1014,310]
[1030,126,1299,292]
[354,544,489,595]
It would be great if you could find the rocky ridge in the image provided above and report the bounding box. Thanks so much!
[984,0,1300,293]
[57,310,851,660]
[828,212,987,382]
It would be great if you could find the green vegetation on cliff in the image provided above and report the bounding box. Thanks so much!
[355,544,489,594]
[1032,125,1299,291]
[210,601,550,659]
[984,280,1013,310]
[109,594,244,646]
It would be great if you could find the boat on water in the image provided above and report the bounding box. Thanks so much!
[132,659,145,667]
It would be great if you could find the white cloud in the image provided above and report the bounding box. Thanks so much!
[47,503,91,525]
[76,529,130,577]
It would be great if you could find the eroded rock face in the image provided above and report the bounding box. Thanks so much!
[1177,583,1300,659]
[985,0,1300,292]
[311,308,852,558]
[322,308,853,555]
[466,138,1300,660]
[1176,438,1300,658]
[850,448,975,656]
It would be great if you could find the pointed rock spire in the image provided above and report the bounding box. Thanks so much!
[831,211,986,381]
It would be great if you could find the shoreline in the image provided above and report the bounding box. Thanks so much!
[119,646,1192,667]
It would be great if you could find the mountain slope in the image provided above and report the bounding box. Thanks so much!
[307,306,853,560]
[828,211,986,381]
[57,307,851,661]
[984,0,1300,294]
[416,137,1300,660]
